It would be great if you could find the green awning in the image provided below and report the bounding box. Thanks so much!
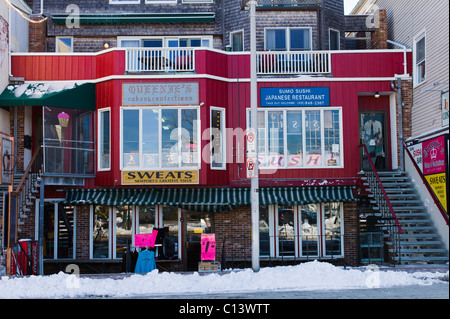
[52,13,215,25]
[0,83,95,110]
[64,186,354,212]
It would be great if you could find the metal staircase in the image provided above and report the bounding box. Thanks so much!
[360,169,448,264]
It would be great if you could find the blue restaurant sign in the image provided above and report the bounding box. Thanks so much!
[260,87,330,107]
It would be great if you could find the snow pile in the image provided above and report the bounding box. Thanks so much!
[0,261,447,299]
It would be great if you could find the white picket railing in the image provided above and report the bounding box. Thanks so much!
[257,51,331,75]
[126,48,196,73]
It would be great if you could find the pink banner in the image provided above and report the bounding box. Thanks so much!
[201,234,216,261]
[134,230,158,248]
[423,136,446,175]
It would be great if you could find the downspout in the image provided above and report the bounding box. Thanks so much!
[391,78,403,171]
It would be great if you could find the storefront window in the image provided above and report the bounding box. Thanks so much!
[92,206,110,258]
[323,202,342,257]
[300,204,319,257]
[121,107,200,170]
[138,206,155,234]
[115,206,133,259]
[259,205,270,257]
[278,205,295,257]
[248,107,343,168]
[98,109,111,170]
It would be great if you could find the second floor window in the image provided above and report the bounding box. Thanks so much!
[265,28,311,51]
[121,107,200,170]
[414,32,426,86]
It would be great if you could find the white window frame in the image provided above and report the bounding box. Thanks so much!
[264,27,312,51]
[210,106,226,170]
[247,107,344,169]
[90,205,112,259]
[329,28,340,50]
[413,29,426,87]
[117,36,213,48]
[120,106,201,171]
[321,202,344,258]
[56,36,73,52]
[98,108,111,171]
[263,203,344,259]
[230,30,244,52]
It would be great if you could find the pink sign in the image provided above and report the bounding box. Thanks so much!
[201,234,216,261]
[134,230,158,248]
[422,136,446,175]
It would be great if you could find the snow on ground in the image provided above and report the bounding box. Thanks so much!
[0,260,448,299]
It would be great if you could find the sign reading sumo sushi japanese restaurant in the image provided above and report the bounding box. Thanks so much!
[122,170,199,185]
[122,82,198,106]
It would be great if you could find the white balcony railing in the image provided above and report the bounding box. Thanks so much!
[126,48,196,73]
[125,48,331,76]
[257,51,331,75]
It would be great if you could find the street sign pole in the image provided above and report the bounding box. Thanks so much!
[249,0,260,272]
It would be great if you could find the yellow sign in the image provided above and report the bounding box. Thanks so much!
[425,173,447,213]
[122,170,199,185]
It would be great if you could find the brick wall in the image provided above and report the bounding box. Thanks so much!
[76,205,90,259]
[29,14,47,52]
[343,201,359,267]
[370,9,388,49]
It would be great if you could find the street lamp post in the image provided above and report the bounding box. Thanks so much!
[248,0,260,272]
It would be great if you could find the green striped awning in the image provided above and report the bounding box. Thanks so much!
[52,13,215,25]
[0,83,95,110]
[64,186,354,212]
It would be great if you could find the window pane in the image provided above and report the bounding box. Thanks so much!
[300,204,319,256]
[100,110,110,169]
[268,111,284,166]
[43,203,55,259]
[120,40,140,48]
[324,203,342,256]
[190,39,202,47]
[181,109,198,167]
[93,206,109,258]
[259,205,270,256]
[232,32,243,52]
[163,207,180,259]
[162,109,179,167]
[278,205,295,256]
[123,110,140,168]
[266,29,286,50]
[115,206,132,259]
[290,29,311,51]
[57,37,72,52]
[286,111,302,167]
[142,109,160,168]
[143,39,163,47]
[138,206,155,234]
[324,110,341,166]
[211,109,224,168]
[305,110,322,166]
[57,205,75,259]
[416,37,425,63]
[329,30,340,50]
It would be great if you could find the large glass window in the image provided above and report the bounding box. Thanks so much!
[323,202,343,257]
[248,107,343,168]
[278,205,295,257]
[121,107,200,170]
[300,204,319,257]
[259,205,270,257]
[162,207,180,260]
[114,206,133,259]
[92,206,110,259]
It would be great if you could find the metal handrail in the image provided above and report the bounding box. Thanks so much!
[402,140,448,225]
[359,144,403,234]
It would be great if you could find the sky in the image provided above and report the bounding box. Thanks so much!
[344,0,361,14]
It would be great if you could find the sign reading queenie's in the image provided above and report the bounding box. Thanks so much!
[123,82,198,106]
[261,87,330,107]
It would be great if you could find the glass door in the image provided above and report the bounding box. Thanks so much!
[360,112,388,170]
[184,211,213,271]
